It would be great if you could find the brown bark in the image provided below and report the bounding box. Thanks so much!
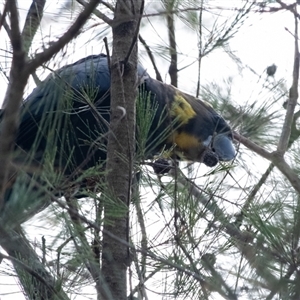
[166,2,178,87]
[101,1,143,299]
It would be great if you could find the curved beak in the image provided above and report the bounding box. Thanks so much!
[212,134,236,162]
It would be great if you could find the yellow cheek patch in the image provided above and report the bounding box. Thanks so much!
[170,93,196,124]
[169,131,200,150]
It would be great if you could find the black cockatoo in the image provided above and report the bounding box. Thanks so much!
[2,54,235,207]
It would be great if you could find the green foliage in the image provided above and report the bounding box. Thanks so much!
[136,90,160,159]
[201,80,282,146]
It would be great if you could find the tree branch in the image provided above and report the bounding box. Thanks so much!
[277,5,299,154]
[233,132,273,160]
[196,0,204,98]
[0,0,27,209]
[0,225,69,299]
[21,0,46,55]
[124,0,145,65]
[27,0,101,72]
[139,34,163,81]
[65,196,110,299]
[166,2,178,87]
[235,131,300,195]
[272,156,300,195]
[0,1,11,39]
[235,108,300,227]
[76,0,113,25]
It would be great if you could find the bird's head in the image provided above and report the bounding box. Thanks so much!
[168,89,236,167]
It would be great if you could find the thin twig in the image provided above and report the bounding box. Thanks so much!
[0,1,10,38]
[276,0,300,19]
[76,0,113,25]
[21,0,46,55]
[165,1,178,87]
[233,132,272,160]
[196,0,204,98]
[124,0,145,65]
[51,197,209,286]
[27,0,101,72]
[65,196,110,299]
[132,180,147,286]
[277,4,299,154]
[138,34,162,81]
[235,107,300,226]
[103,36,110,66]
[234,131,300,195]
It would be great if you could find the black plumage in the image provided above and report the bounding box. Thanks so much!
[4,54,235,198]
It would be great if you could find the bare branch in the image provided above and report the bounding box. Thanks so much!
[165,1,178,87]
[132,178,147,292]
[78,0,163,83]
[103,36,111,61]
[21,0,46,55]
[277,5,299,154]
[0,0,27,210]
[27,0,101,72]
[138,34,162,81]
[76,0,113,25]
[0,1,11,39]
[235,131,300,195]
[276,0,300,19]
[196,0,204,98]
[6,0,23,54]
[272,156,300,195]
[235,108,300,226]
[233,131,273,160]
[124,0,145,65]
